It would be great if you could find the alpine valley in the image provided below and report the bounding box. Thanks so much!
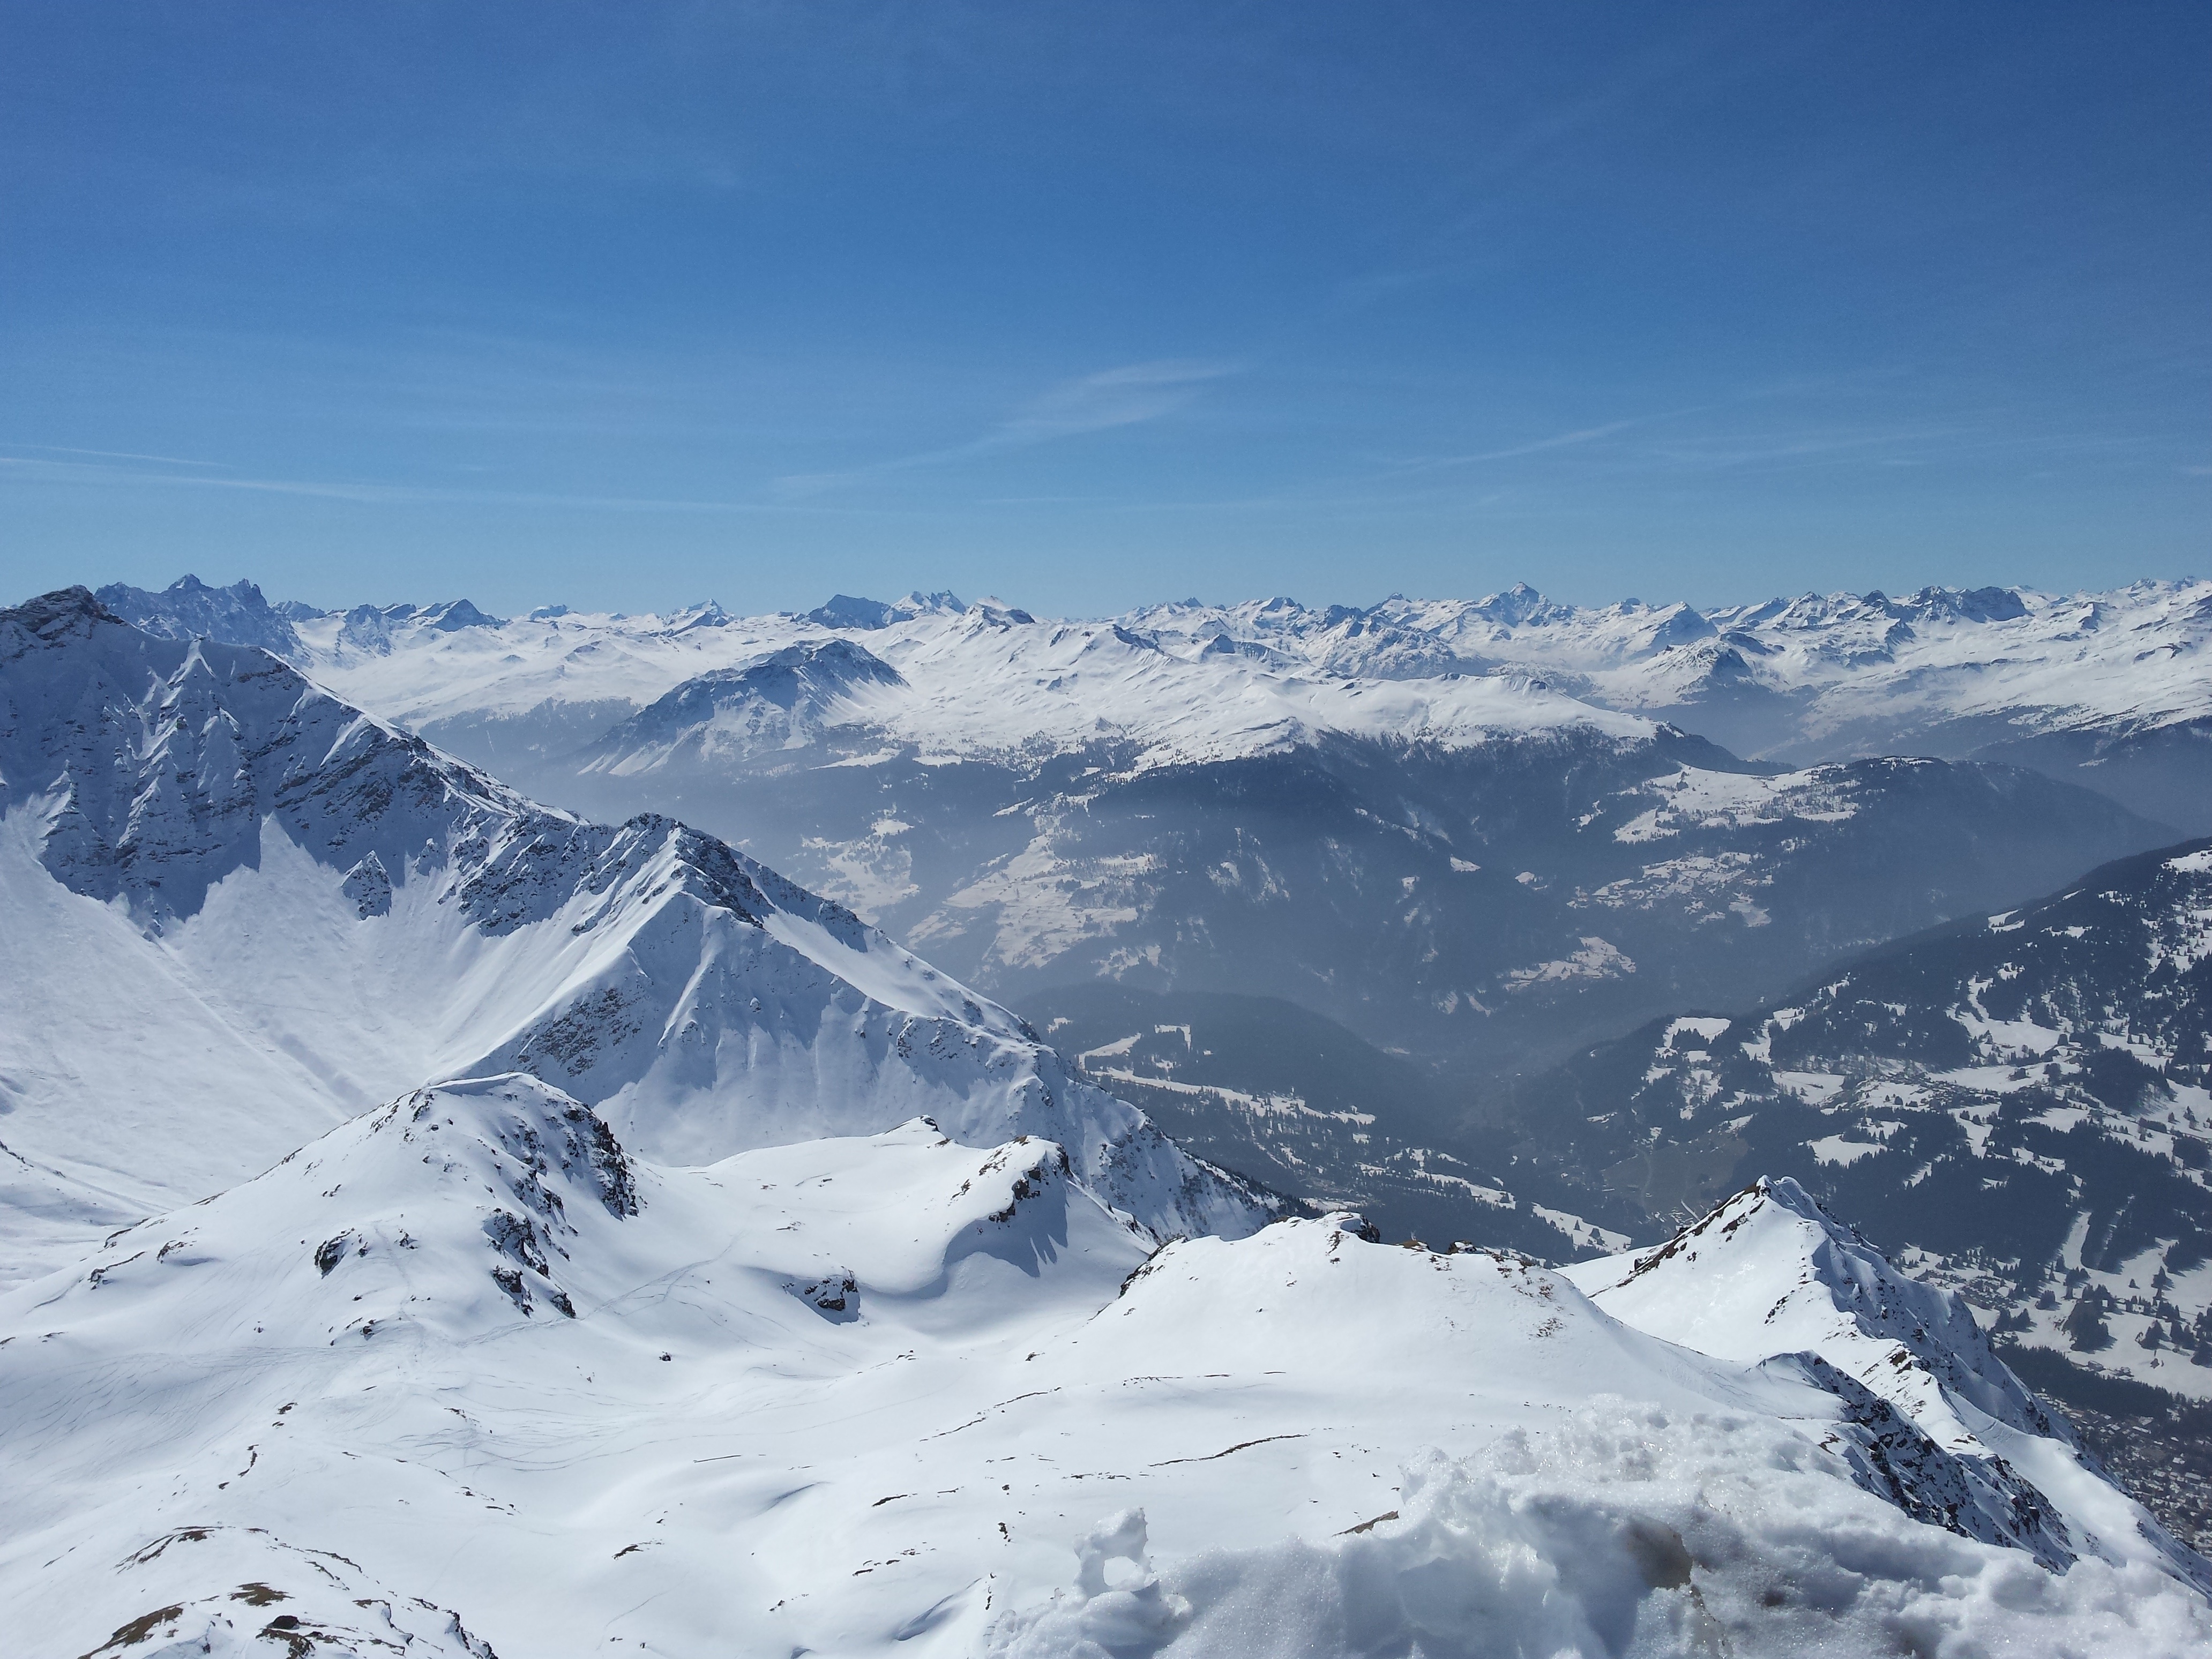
[4,575,2209,1656]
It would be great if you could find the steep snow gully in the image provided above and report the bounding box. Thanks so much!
[3,587,2209,1656]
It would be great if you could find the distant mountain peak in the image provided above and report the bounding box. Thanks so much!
[92,573,304,657]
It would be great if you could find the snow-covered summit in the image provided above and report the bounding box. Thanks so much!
[1566,1178,2061,1447]
[93,572,305,658]
[582,637,909,772]
[1568,1177,2211,1593]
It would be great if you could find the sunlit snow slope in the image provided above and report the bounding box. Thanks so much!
[6,1079,2209,1658]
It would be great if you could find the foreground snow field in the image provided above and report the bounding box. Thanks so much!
[5,1080,2208,1658]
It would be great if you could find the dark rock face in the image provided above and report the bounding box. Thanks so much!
[341,853,393,917]
[1762,1351,2074,1570]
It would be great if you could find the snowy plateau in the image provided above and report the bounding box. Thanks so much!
[2,578,2208,1655]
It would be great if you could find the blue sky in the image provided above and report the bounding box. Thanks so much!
[2,2,2206,617]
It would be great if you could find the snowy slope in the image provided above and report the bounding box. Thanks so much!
[0,589,1273,1282]
[5,1077,2207,1657]
[1564,1180,2059,1448]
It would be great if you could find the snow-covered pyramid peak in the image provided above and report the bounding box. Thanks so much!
[1567,1177,2060,1447]
[583,637,907,772]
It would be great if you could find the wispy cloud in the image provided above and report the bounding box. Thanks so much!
[776,358,1237,497]
[7,442,232,468]
[0,452,787,515]
[0,453,390,502]
[1384,417,1647,476]
[998,360,1232,444]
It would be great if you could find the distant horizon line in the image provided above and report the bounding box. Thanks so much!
[54,568,2209,626]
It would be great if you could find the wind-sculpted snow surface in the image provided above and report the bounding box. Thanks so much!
[0,589,1274,1279]
[1565,1179,2212,1593]
[5,1093,2207,1657]
[987,1416,2211,1659]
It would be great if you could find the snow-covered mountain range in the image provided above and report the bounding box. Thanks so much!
[1137,581,2212,829]
[73,574,2198,1251]
[7,578,2212,1651]
[99,573,2212,824]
